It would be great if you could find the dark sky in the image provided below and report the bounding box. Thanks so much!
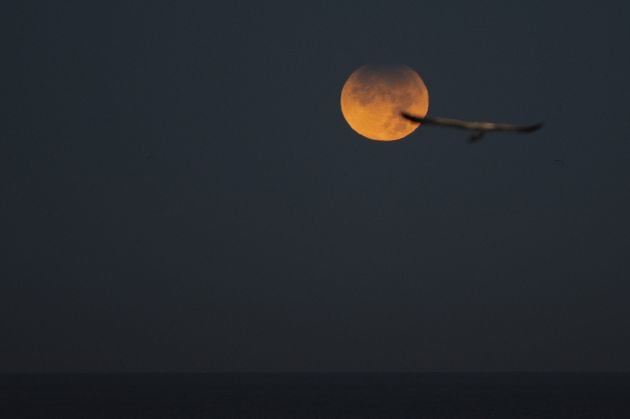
[2,1,630,372]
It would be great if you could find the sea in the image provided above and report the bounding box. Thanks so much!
[1,373,629,418]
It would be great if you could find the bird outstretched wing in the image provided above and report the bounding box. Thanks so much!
[401,112,543,142]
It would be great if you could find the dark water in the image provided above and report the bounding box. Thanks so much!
[1,373,629,418]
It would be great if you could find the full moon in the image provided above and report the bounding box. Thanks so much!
[340,65,429,141]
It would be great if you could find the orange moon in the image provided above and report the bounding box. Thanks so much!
[340,65,429,141]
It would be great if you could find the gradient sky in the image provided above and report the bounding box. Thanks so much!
[2,1,630,372]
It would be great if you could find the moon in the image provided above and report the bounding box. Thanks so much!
[340,65,429,141]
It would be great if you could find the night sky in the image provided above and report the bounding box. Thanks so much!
[2,1,630,372]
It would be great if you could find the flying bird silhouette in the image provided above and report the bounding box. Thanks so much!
[401,112,543,143]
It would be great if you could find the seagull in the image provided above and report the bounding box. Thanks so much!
[401,112,543,143]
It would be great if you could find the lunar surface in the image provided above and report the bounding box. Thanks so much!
[340,65,429,141]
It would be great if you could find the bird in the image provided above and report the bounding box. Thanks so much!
[401,112,543,143]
